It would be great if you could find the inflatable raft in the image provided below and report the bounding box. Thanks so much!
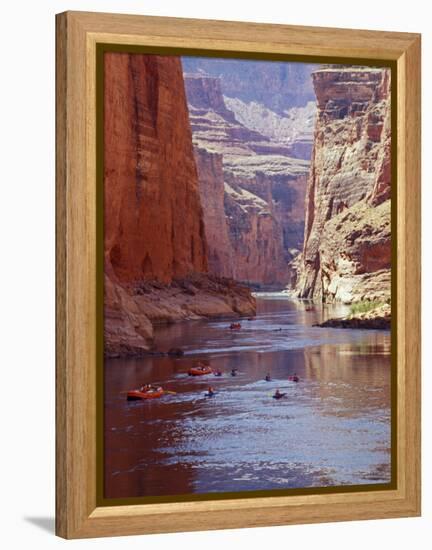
[188,366,212,376]
[127,388,164,400]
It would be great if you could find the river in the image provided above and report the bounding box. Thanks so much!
[104,293,392,499]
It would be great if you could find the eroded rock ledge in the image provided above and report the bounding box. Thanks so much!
[105,274,256,357]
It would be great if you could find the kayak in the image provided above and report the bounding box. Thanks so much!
[229,323,241,329]
[272,393,287,400]
[204,392,215,397]
[188,366,213,376]
[288,376,300,382]
[127,388,164,400]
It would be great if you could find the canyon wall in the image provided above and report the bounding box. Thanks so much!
[184,70,311,288]
[224,98,316,160]
[194,148,234,278]
[194,143,296,285]
[295,66,391,304]
[104,54,255,356]
[182,58,317,113]
[104,53,207,285]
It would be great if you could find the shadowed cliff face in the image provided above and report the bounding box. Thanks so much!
[104,53,207,285]
[194,149,234,278]
[104,54,255,356]
[184,71,310,288]
[295,67,391,304]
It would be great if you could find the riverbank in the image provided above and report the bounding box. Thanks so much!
[104,273,256,358]
[315,303,391,330]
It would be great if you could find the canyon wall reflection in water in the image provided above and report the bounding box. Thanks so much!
[104,294,391,499]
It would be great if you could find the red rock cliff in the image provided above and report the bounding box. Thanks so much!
[104,53,208,284]
[194,148,234,278]
[295,66,391,303]
[104,54,255,356]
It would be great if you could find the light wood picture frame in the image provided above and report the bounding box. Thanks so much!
[56,10,421,539]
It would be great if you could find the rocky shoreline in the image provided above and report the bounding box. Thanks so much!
[104,273,256,358]
[315,303,391,330]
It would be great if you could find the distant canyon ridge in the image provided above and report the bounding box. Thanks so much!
[182,58,316,288]
[103,54,391,356]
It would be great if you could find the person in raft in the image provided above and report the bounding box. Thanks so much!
[139,384,162,393]
[197,362,210,371]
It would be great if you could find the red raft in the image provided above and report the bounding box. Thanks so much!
[188,365,213,376]
[127,387,164,400]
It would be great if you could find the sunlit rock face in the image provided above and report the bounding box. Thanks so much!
[184,70,311,288]
[295,66,391,304]
[104,54,255,356]
[224,98,316,161]
[182,58,317,113]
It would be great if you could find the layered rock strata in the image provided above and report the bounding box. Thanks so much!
[224,98,316,160]
[184,72,310,287]
[295,66,392,305]
[182,58,317,113]
[104,53,255,356]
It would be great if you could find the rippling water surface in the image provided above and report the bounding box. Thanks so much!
[104,294,392,498]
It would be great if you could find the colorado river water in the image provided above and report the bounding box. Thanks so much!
[104,294,392,499]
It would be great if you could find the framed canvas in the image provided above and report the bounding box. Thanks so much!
[55,11,421,539]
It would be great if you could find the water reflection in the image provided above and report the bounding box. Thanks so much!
[104,295,391,498]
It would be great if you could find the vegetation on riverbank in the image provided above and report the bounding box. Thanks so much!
[317,301,391,330]
[349,300,387,316]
